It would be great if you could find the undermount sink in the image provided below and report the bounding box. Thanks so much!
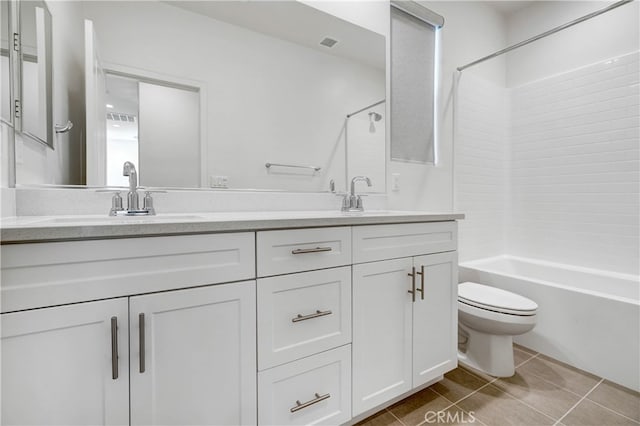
[35,214,207,224]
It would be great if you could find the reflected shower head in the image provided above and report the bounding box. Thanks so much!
[369,112,382,133]
[369,112,382,122]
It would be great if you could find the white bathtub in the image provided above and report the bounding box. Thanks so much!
[459,255,640,391]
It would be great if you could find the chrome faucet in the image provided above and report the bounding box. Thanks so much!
[342,176,372,212]
[123,161,140,211]
[105,161,159,216]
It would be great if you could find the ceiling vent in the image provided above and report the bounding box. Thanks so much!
[107,112,137,123]
[319,37,338,48]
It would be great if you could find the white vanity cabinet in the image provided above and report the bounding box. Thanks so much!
[0,233,257,426]
[1,299,130,426]
[256,227,353,426]
[1,217,461,426]
[129,281,257,426]
[351,223,458,416]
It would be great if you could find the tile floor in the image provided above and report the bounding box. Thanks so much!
[356,345,640,426]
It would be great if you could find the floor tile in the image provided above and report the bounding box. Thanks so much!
[587,380,640,422]
[431,367,490,403]
[517,355,600,396]
[458,363,498,383]
[561,399,639,426]
[513,343,537,355]
[514,348,536,367]
[493,369,582,419]
[355,410,403,426]
[456,384,555,426]
[388,388,452,426]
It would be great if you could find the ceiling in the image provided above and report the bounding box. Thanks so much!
[164,1,385,70]
[485,1,536,15]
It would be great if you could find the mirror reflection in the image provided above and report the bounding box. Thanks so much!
[1,0,11,125]
[13,0,387,193]
[20,0,53,147]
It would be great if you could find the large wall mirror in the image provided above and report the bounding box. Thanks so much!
[6,0,387,193]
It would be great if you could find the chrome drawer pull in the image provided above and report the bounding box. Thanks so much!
[415,265,425,300]
[110,316,118,380]
[291,247,333,255]
[290,392,331,413]
[292,309,332,323]
[408,266,417,303]
[139,313,146,373]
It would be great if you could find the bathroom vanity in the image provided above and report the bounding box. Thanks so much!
[0,211,461,425]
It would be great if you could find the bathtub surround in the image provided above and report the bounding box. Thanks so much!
[455,74,508,261]
[509,51,640,275]
[457,51,639,276]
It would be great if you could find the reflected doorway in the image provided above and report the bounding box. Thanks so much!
[104,72,200,188]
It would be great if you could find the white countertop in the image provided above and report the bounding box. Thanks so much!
[0,210,464,243]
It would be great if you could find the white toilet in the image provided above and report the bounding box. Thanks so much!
[457,282,538,377]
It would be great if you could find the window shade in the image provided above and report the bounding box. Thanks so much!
[390,5,437,164]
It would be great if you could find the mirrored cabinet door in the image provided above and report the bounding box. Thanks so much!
[18,0,53,147]
[1,0,14,126]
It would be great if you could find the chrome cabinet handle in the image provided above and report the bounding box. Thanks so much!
[290,392,331,413]
[110,316,118,380]
[291,247,333,255]
[408,266,416,302]
[139,313,146,373]
[415,265,425,300]
[292,309,332,323]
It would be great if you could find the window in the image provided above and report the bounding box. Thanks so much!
[390,1,442,164]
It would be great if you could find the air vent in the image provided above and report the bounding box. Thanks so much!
[319,37,338,48]
[106,112,137,123]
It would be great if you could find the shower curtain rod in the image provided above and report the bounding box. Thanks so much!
[346,99,386,118]
[457,0,634,72]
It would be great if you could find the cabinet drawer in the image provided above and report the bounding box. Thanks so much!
[353,222,457,263]
[257,267,351,370]
[257,227,351,277]
[258,345,351,426]
[0,233,255,313]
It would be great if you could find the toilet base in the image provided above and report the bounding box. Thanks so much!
[458,323,515,377]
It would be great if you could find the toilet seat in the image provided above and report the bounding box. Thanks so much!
[458,282,537,316]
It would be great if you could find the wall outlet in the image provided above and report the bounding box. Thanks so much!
[209,175,228,188]
[391,173,400,191]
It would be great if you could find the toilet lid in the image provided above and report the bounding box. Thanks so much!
[458,282,538,314]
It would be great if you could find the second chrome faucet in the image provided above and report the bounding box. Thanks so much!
[342,176,372,212]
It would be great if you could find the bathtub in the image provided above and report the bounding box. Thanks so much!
[459,255,640,391]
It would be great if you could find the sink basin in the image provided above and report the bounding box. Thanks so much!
[35,214,207,224]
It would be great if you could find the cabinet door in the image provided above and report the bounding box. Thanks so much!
[413,252,458,386]
[1,299,129,425]
[352,258,413,416]
[130,281,257,426]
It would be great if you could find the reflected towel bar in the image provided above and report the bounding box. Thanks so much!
[265,163,321,172]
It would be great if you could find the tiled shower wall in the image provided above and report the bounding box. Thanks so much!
[456,51,639,275]
[455,74,508,262]
[508,51,639,275]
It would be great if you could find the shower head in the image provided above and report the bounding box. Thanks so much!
[368,112,382,133]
